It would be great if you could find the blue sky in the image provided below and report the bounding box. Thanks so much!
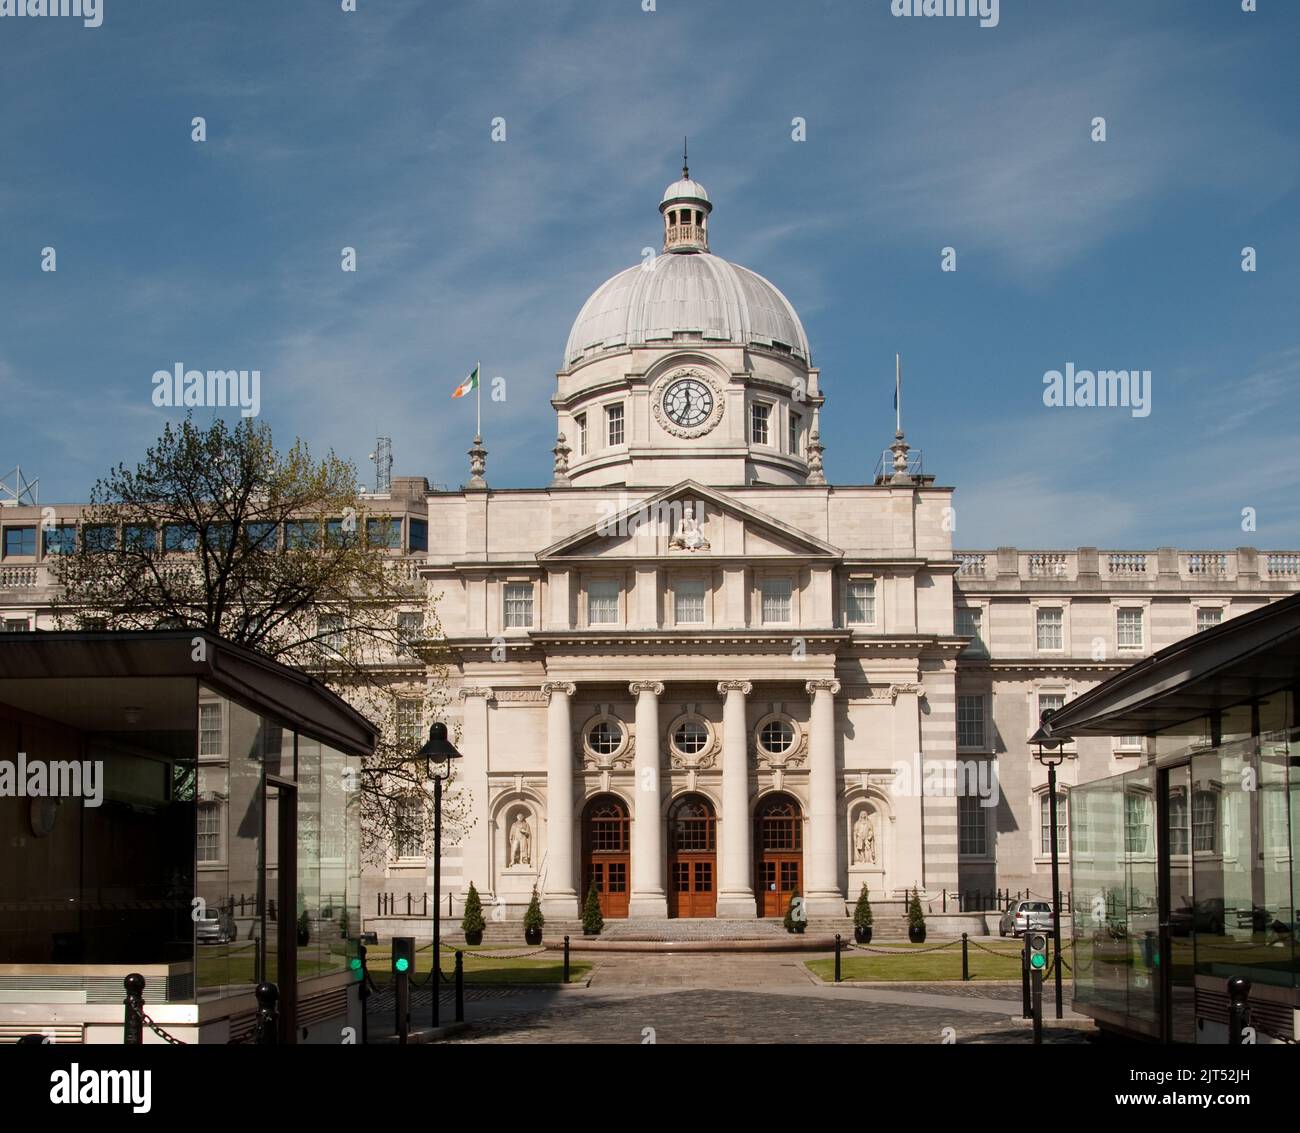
[1,0,1297,549]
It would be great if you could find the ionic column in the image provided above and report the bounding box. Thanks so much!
[541,681,578,917]
[628,680,667,917]
[717,680,756,917]
[805,678,843,914]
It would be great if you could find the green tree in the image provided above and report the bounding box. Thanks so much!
[461,882,486,937]
[908,887,926,931]
[523,886,545,933]
[853,882,874,929]
[582,879,604,935]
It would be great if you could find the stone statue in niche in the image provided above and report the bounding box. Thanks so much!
[853,809,876,865]
[508,812,532,867]
[668,503,709,551]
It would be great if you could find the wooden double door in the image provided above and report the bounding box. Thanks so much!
[755,794,804,918]
[667,795,716,918]
[582,795,630,918]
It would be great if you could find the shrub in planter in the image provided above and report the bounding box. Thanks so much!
[338,907,350,940]
[462,882,486,946]
[296,908,310,948]
[907,886,927,944]
[582,879,604,937]
[853,882,874,944]
[783,890,806,934]
[523,886,545,945]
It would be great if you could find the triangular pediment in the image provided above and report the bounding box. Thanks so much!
[538,481,841,561]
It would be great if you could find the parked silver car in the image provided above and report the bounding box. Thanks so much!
[196,909,237,945]
[999,900,1054,937]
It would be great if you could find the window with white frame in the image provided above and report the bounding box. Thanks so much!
[1192,789,1218,852]
[393,796,424,859]
[2,617,30,632]
[606,403,625,447]
[1116,607,1145,649]
[750,402,771,446]
[503,583,534,628]
[845,581,877,626]
[958,793,988,856]
[397,611,423,641]
[1124,791,1151,854]
[1037,692,1065,725]
[788,411,800,455]
[674,579,706,625]
[1039,793,1068,856]
[956,694,986,749]
[1196,607,1222,633]
[761,577,792,624]
[197,802,222,864]
[587,579,620,625]
[198,703,223,757]
[1036,607,1063,651]
[575,413,587,456]
[954,606,983,653]
[397,698,422,753]
[318,613,344,650]
[1116,735,1142,751]
[1169,790,1189,855]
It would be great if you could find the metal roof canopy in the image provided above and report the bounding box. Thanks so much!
[1044,591,1300,739]
[0,630,377,756]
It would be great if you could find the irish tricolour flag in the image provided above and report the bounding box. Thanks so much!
[451,365,480,399]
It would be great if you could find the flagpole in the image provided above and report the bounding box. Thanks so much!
[476,360,482,438]
[895,353,901,433]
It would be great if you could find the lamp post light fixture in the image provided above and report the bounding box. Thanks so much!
[1030,707,1066,1022]
[416,721,461,1030]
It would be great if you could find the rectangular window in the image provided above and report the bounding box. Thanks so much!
[958,793,987,856]
[954,606,983,652]
[845,581,877,626]
[83,524,118,553]
[1036,607,1063,651]
[285,521,320,550]
[1116,607,1144,649]
[163,523,198,553]
[575,413,587,456]
[1192,790,1218,853]
[956,694,985,749]
[750,403,770,446]
[397,698,422,753]
[1124,791,1150,854]
[587,580,620,625]
[397,611,423,644]
[504,583,534,628]
[1037,692,1065,724]
[318,613,344,650]
[788,411,800,455]
[42,525,78,555]
[245,521,278,551]
[197,802,222,864]
[3,526,36,557]
[3,617,30,632]
[325,518,357,548]
[1039,793,1068,856]
[1117,735,1141,750]
[761,577,792,624]
[1196,607,1222,633]
[198,703,223,757]
[408,518,428,553]
[394,796,424,859]
[366,517,400,548]
[124,524,157,553]
[606,403,625,447]
[204,524,233,552]
[674,580,706,625]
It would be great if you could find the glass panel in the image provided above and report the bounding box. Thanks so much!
[1165,765,1196,1043]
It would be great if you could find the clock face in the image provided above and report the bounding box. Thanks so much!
[663,378,714,429]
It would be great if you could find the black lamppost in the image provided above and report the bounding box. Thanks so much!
[417,722,461,1029]
[1030,707,1066,1021]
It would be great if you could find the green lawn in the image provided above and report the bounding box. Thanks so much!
[366,944,590,985]
[806,939,1030,982]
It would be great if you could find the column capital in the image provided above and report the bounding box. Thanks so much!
[805,678,841,696]
[717,680,753,697]
[541,681,576,698]
[457,686,495,701]
[629,680,664,697]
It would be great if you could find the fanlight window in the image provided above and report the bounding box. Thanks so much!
[669,796,716,852]
[673,720,709,754]
[759,719,795,755]
[586,797,630,853]
[588,720,623,755]
[756,795,802,852]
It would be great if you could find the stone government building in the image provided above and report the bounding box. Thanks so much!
[3,170,1299,923]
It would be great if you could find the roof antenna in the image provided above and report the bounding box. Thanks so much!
[683,136,689,179]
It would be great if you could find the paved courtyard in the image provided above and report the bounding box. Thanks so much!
[427,953,1093,1044]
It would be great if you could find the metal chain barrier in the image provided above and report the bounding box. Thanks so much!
[968,938,1024,959]
[846,939,961,955]
[127,1001,188,1046]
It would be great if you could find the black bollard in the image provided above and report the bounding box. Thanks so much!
[123,973,145,1045]
[1228,977,1252,1044]
[563,935,570,984]
[961,933,969,982]
[254,981,279,1044]
[834,934,841,983]
[454,951,465,1023]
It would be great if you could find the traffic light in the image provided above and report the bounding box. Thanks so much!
[392,936,415,976]
[1027,932,1049,973]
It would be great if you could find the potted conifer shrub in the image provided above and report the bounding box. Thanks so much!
[462,882,486,947]
[523,885,544,946]
[853,882,874,944]
[907,886,927,944]
[783,890,806,934]
[296,907,310,948]
[582,879,604,937]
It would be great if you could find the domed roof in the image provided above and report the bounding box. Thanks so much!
[563,252,810,367]
[660,178,711,206]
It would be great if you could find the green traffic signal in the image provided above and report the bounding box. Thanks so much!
[1029,952,1046,969]
[349,957,362,971]
[394,957,410,973]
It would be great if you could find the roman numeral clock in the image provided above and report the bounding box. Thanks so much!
[652,367,725,438]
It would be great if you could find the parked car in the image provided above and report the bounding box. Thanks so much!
[999,900,1054,937]
[196,908,237,945]
[1170,898,1225,937]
